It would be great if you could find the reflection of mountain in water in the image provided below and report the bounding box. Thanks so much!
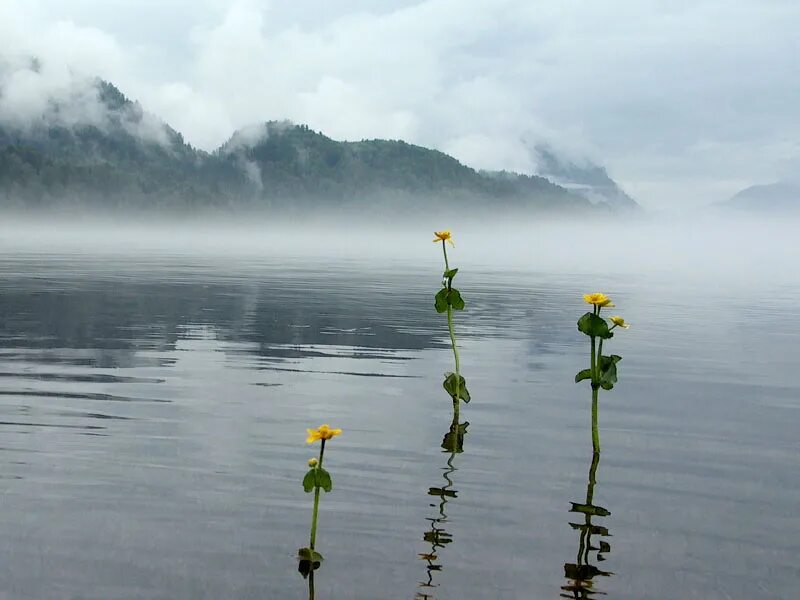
[0,265,573,368]
[0,274,424,364]
[561,452,612,599]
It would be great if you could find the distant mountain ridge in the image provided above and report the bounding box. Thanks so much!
[725,181,800,211]
[0,76,636,214]
[532,145,639,211]
[215,120,603,212]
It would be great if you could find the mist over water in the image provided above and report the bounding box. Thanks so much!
[1,211,796,282]
[0,211,797,599]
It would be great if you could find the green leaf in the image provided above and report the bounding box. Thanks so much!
[297,547,324,578]
[302,469,316,493]
[297,547,324,563]
[302,467,333,492]
[316,467,333,493]
[444,268,459,279]
[598,354,622,390]
[435,287,466,312]
[449,288,465,310]
[443,372,470,403]
[577,312,614,339]
[434,288,449,313]
[575,369,592,383]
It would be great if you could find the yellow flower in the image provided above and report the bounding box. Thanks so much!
[610,316,630,329]
[433,230,455,247]
[306,424,343,444]
[583,292,615,308]
[308,457,318,467]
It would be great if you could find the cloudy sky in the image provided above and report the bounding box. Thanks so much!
[1,0,798,207]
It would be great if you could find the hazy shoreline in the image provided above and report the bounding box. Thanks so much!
[0,211,796,287]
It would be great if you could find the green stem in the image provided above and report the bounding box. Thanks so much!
[597,338,604,383]
[592,331,604,454]
[309,440,326,550]
[442,240,461,416]
[308,570,315,600]
[447,304,461,417]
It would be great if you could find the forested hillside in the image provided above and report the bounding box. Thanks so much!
[0,78,604,214]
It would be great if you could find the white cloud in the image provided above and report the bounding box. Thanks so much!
[0,2,128,130]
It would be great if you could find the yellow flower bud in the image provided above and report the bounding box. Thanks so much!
[610,316,630,329]
[308,457,318,467]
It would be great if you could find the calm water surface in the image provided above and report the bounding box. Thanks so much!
[0,249,797,599]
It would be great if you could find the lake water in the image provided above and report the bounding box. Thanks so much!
[0,229,797,599]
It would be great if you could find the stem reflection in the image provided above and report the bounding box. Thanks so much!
[416,414,469,599]
[561,450,613,599]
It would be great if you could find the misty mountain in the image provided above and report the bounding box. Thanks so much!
[724,181,800,211]
[0,77,250,209]
[216,121,596,212]
[0,76,603,214]
[531,145,639,211]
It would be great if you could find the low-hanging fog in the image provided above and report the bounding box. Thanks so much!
[0,212,796,288]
